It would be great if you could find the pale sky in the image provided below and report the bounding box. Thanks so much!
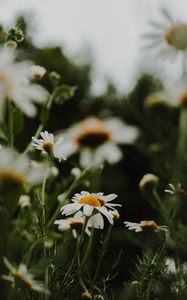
[0,0,187,94]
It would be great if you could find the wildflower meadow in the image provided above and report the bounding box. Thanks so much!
[1,7,187,300]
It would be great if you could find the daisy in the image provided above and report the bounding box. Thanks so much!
[32,131,66,162]
[0,47,48,118]
[143,9,187,63]
[3,258,49,294]
[61,191,121,228]
[56,117,138,167]
[0,148,45,190]
[124,220,167,233]
[145,80,187,108]
[54,214,84,238]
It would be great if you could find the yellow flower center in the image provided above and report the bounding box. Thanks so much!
[140,220,158,230]
[164,24,187,50]
[79,196,105,207]
[12,270,32,289]
[0,170,27,189]
[42,141,54,154]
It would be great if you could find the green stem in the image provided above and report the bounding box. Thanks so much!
[41,161,50,299]
[23,93,54,155]
[8,99,13,148]
[81,226,94,268]
[93,224,112,281]
[62,218,88,286]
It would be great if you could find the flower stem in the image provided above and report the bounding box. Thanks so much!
[94,223,112,282]
[41,160,50,299]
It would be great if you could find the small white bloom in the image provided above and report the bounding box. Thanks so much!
[0,48,48,118]
[124,220,167,233]
[30,65,46,79]
[56,117,138,167]
[50,166,59,177]
[61,191,121,228]
[0,148,45,189]
[18,195,31,208]
[71,167,81,178]
[55,213,84,238]
[32,131,66,162]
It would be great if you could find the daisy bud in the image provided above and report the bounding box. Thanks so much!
[110,209,120,221]
[71,167,81,178]
[44,239,54,248]
[5,40,17,49]
[94,295,104,300]
[30,65,46,79]
[50,166,59,177]
[81,291,92,299]
[139,173,159,191]
[18,195,31,208]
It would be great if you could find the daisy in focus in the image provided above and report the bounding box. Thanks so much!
[143,9,187,63]
[32,131,66,162]
[57,117,138,167]
[124,220,167,233]
[61,191,121,228]
[0,47,47,118]
[0,148,45,190]
[2,258,49,294]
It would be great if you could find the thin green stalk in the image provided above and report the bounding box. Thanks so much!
[23,93,54,155]
[62,218,88,285]
[80,226,94,268]
[41,161,50,299]
[94,223,112,281]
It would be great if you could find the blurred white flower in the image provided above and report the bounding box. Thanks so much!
[18,195,31,208]
[143,9,187,62]
[30,65,46,79]
[3,258,49,294]
[0,148,45,190]
[61,191,121,228]
[0,48,48,118]
[32,131,66,162]
[147,80,187,107]
[124,220,167,233]
[57,117,138,167]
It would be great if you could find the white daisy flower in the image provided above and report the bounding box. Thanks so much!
[54,213,84,238]
[30,65,46,79]
[143,9,187,64]
[0,47,48,118]
[32,131,66,162]
[61,191,121,227]
[124,220,167,233]
[57,117,138,167]
[3,258,49,294]
[0,148,45,190]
